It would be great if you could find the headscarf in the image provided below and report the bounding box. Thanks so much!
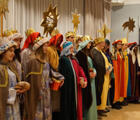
[78,40,91,52]
[105,39,110,46]
[0,37,17,55]
[112,40,122,46]
[22,32,40,51]
[48,33,63,51]
[33,37,49,51]
[60,41,73,56]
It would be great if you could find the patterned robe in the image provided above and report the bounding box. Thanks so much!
[24,58,64,120]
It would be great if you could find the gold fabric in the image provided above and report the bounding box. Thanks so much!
[46,46,59,71]
[97,50,112,110]
[94,37,105,46]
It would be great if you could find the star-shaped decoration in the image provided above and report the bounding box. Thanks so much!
[98,24,111,38]
[41,4,59,36]
[122,17,135,32]
[0,0,9,18]
[72,10,80,33]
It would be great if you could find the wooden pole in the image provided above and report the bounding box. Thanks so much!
[127,30,129,42]
[1,14,3,37]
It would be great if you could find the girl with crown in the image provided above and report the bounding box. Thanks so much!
[24,37,64,120]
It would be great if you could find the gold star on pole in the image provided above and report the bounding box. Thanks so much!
[98,24,111,38]
[122,17,135,32]
[122,17,135,41]
[0,0,9,37]
[0,0,9,18]
[41,4,59,37]
[72,10,80,34]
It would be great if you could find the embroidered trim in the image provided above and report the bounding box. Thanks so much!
[0,66,8,87]
[26,64,43,78]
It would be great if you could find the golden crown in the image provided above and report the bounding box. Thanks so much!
[25,28,35,37]
[3,29,18,37]
[34,37,43,44]
[81,35,92,41]
[65,31,76,38]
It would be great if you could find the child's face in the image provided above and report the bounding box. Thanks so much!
[117,42,122,50]
[14,38,22,49]
[2,47,15,62]
[86,42,91,49]
[70,46,74,54]
[43,42,49,54]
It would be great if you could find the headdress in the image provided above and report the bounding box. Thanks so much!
[60,41,73,56]
[65,31,76,38]
[0,37,17,55]
[78,35,92,51]
[33,37,49,51]
[121,38,128,44]
[48,33,63,51]
[81,35,92,42]
[94,37,105,46]
[22,31,40,51]
[3,29,23,41]
[25,28,35,37]
[112,40,122,46]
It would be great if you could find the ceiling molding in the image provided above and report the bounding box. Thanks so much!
[124,2,140,5]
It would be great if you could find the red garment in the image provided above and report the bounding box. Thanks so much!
[112,40,122,45]
[113,53,123,102]
[22,32,40,51]
[48,33,63,51]
[120,58,125,97]
[71,59,87,120]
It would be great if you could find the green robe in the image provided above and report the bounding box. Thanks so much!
[59,56,77,120]
[83,56,97,120]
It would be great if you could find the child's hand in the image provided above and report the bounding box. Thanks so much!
[90,72,96,79]
[80,77,84,87]
[137,72,140,75]
[82,82,87,88]
[80,77,87,88]
[60,80,64,87]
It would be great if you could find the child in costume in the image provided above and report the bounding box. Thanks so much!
[103,39,115,110]
[134,45,140,102]
[59,41,87,120]
[21,28,41,80]
[127,42,137,99]
[90,37,112,117]
[3,29,23,78]
[46,33,64,120]
[112,40,124,108]
[24,37,64,120]
[76,37,98,120]
[0,37,29,120]
[65,31,77,54]
[120,38,129,106]
[47,33,63,70]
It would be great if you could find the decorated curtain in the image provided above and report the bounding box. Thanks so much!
[2,0,111,45]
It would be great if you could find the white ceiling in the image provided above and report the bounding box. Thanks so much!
[124,0,140,4]
[111,0,140,5]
